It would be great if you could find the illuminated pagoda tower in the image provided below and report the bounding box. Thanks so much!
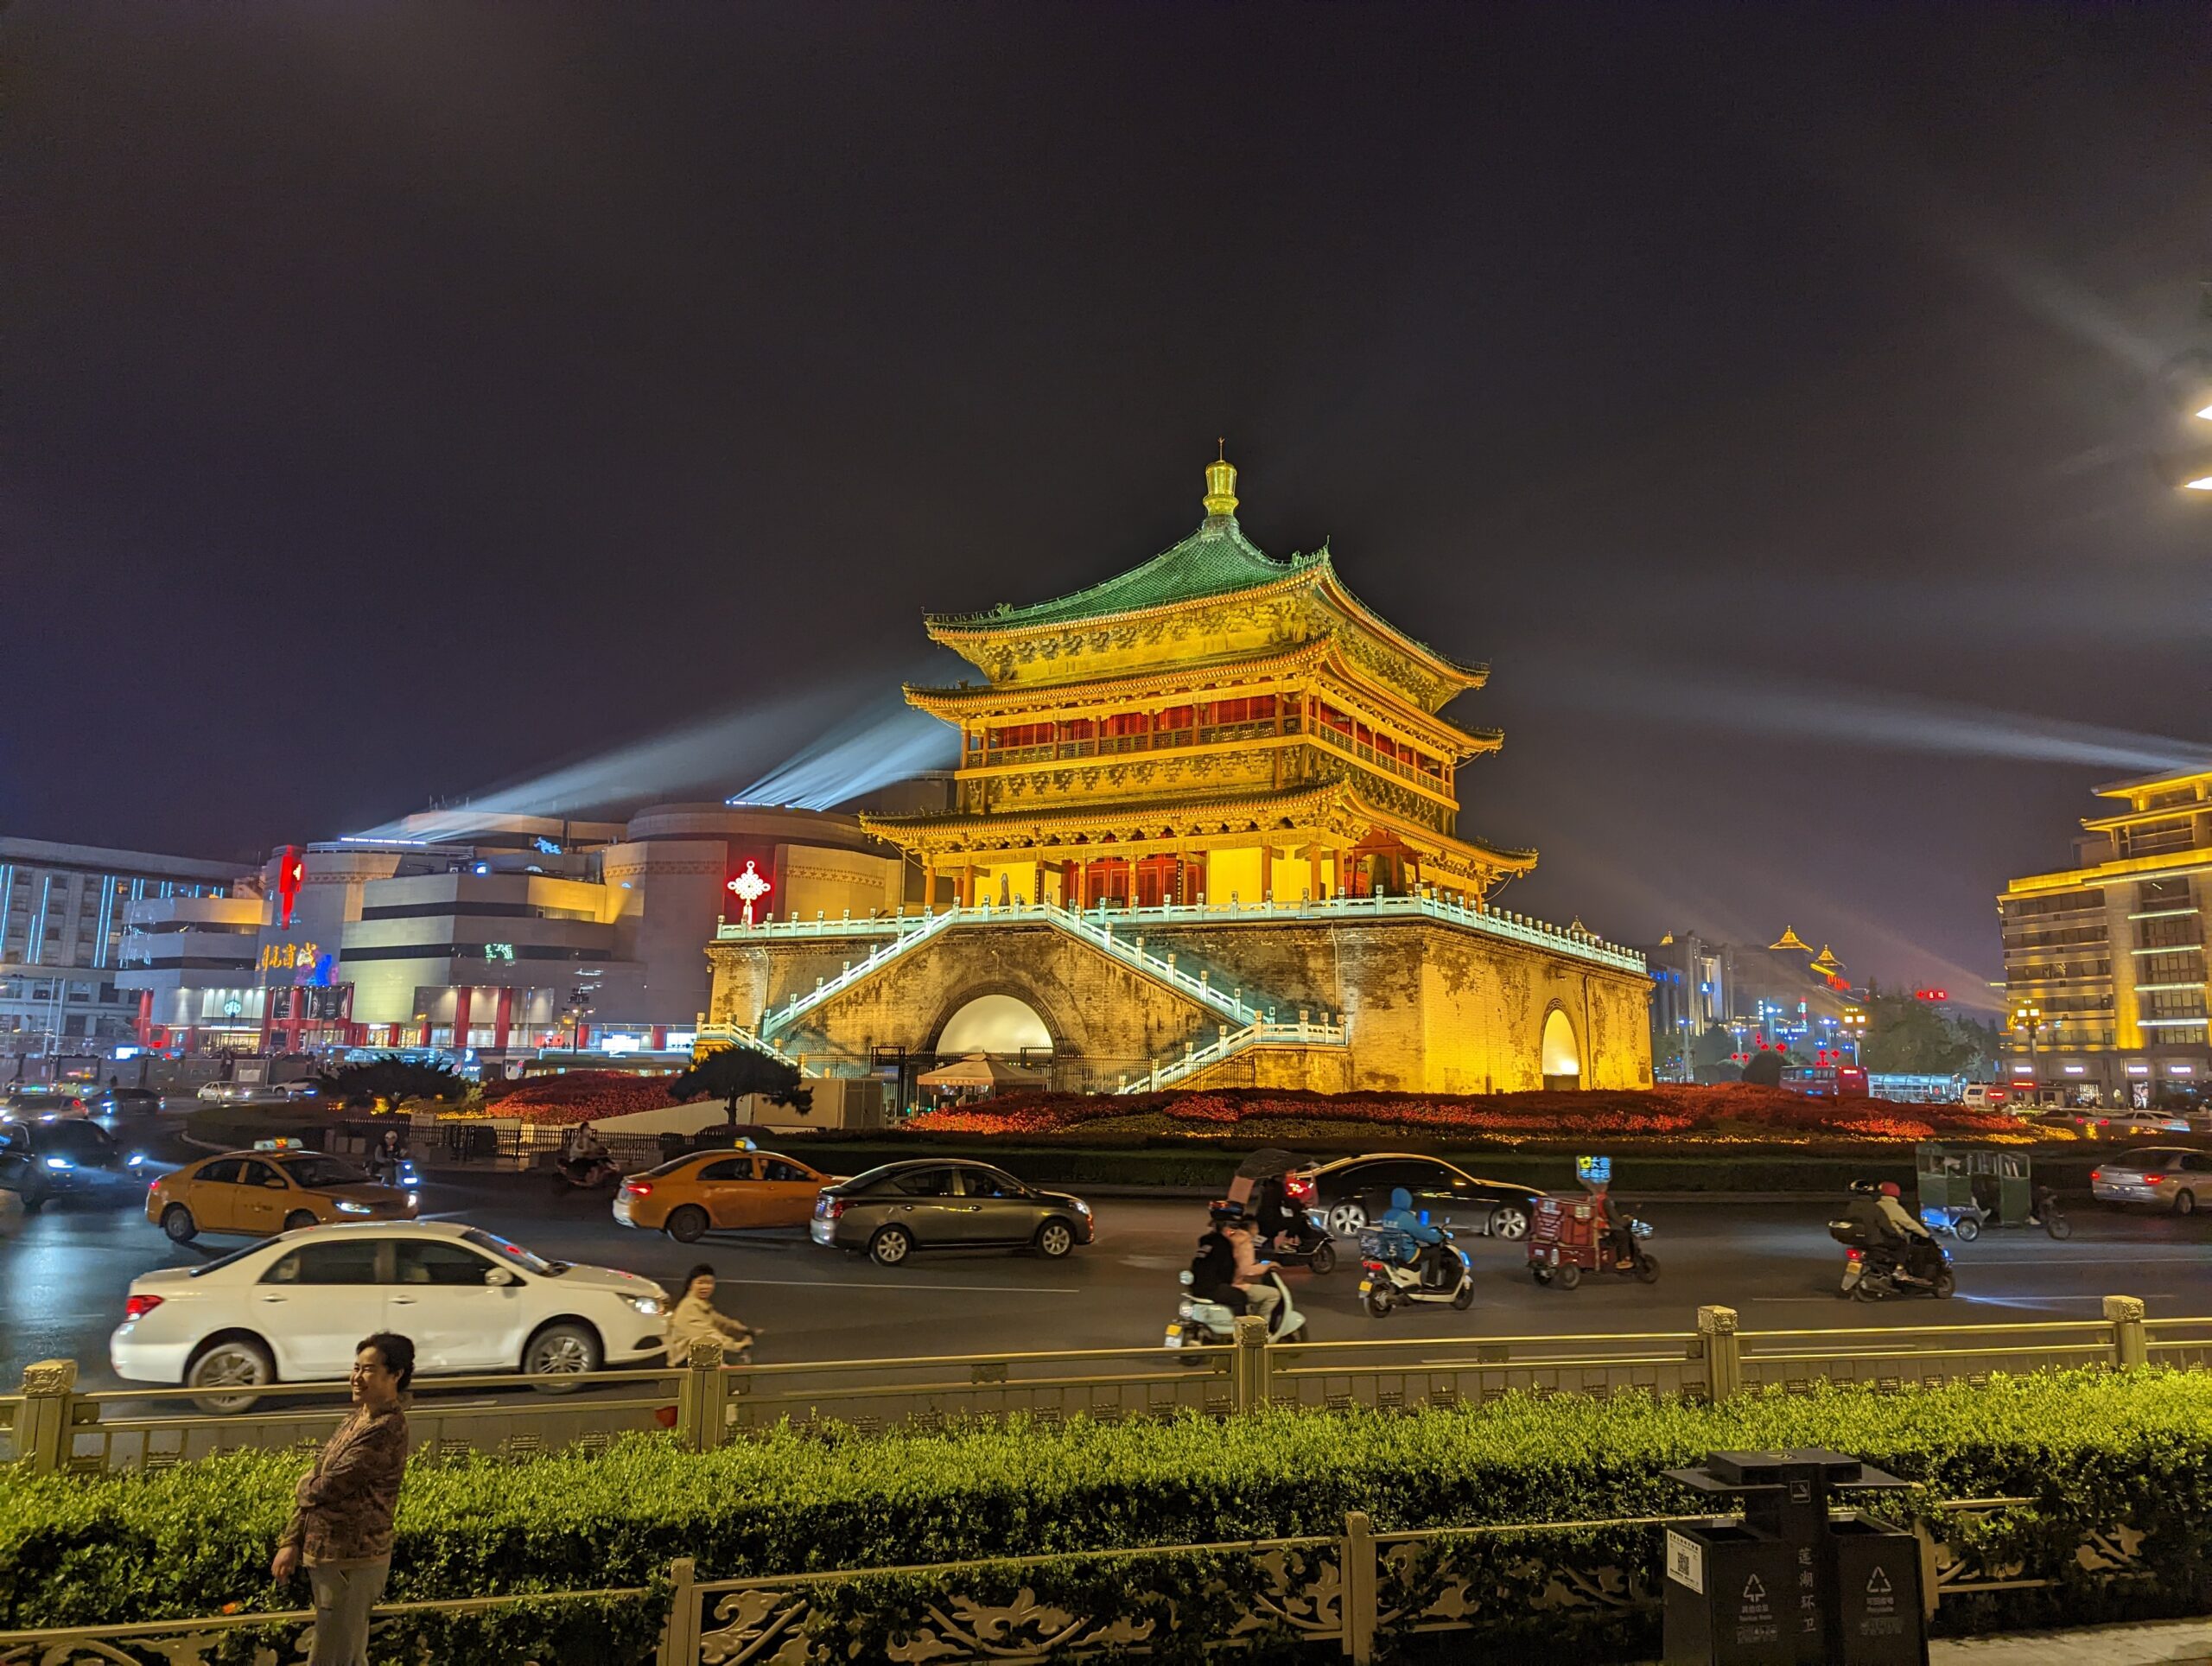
[861,448,1534,912]
[702,454,1651,1102]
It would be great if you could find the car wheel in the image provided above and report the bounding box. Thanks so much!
[187,1337,274,1414]
[283,1210,318,1233]
[162,1205,198,1243]
[1033,1218,1075,1259]
[1953,1216,1980,1243]
[869,1224,913,1267]
[2175,1190,2197,1218]
[1308,1240,1338,1275]
[1556,1263,1583,1290]
[1490,1204,1532,1242]
[1325,1201,1366,1236]
[524,1322,601,1390]
[666,1205,709,1243]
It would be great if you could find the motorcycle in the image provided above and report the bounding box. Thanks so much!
[1829,1220,1955,1300]
[1260,1200,1338,1275]
[371,1154,420,1193]
[1166,1267,1307,1349]
[1357,1224,1476,1316]
[1234,1155,1339,1275]
[555,1154,623,1193]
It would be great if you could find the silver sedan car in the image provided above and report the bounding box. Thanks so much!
[2091,1147,2212,1215]
[809,1160,1096,1267]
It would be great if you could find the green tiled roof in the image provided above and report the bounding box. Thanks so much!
[929,517,1328,631]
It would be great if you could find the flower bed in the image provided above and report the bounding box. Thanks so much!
[900,1083,2063,1146]
[444,1070,677,1126]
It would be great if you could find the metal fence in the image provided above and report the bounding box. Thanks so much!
[0,1493,2158,1665]
[2,1295,2177,1477]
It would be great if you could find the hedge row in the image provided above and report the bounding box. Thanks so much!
[5,1370,2211,1658]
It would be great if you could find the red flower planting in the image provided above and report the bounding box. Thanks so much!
[455,1070,678,1126]
[900,1084,2055,1146]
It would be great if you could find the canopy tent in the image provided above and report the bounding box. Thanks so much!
[916,1052,1049,1091]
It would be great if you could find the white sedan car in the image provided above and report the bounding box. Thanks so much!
[111,1221,671,1409]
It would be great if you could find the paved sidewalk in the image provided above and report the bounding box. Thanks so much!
[1931,1618,2212,1663]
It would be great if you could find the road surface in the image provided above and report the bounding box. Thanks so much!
[4,1136,2206,1390]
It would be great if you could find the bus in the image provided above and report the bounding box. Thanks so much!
[1779,1065,1870,1101]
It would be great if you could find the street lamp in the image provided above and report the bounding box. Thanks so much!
[2011,1002,2044,1077]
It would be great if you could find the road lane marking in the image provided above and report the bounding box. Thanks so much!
[713,1276,1081,1294]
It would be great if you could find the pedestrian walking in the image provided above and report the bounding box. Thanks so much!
[270,1333,413,1666]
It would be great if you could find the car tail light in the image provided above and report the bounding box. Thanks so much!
[124,1294,163,1320]
[2089,1170,2101,1184]
[621,1180,651,1197]
[825,1197,846,1221]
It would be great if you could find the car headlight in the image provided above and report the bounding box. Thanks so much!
[43,1156,73,1170]
[335,1200,372,1215]
[405,1192,419,1208]
[126,1153,145,1167]
[1072,1200,1091,1214]
[626,1296,665,1317]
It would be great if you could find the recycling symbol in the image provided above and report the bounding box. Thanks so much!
[1866,1567,1892,1594]
[1743,1575,1766,1601]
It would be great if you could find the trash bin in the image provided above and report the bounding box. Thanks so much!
[1662,1448,1927,1666]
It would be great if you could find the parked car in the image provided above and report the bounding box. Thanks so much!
[1296,1153,1541,1242]
[0,1117,151,1210]
[2090,1147,2212,1215]
[615,1147,843,1242]
[148,1148,418,1242]
[809,1160,1094,1266]
[110,1220,673,1410]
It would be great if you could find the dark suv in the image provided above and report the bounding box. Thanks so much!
[809,1160,1095,1266]
[0,1118,150,1210]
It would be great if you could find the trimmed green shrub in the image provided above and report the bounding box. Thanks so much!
[5,1370,2209,1658]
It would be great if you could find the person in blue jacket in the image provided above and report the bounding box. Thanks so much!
[1377,1187,1446,1288]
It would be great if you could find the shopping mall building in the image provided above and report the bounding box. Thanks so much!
[118,796,942,1067]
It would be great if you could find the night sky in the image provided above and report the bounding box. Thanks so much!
[10,3,2210,1002]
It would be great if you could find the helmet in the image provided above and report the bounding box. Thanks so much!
[1847,1180,1878,1195]
[1207,1200,1246,1224]
[1878,1181,1902,1199]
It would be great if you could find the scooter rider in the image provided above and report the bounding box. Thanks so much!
[1191,1204,1243,1307]
[1222,1209,1284,1329]
[1876,1180,1942,1282]
[1378,1187,1448,1288]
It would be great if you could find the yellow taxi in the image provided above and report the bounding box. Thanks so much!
[614,1145,842,1242]
[148,1142,419,1243]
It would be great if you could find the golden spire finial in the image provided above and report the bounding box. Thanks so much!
[1203,439,1239,518]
